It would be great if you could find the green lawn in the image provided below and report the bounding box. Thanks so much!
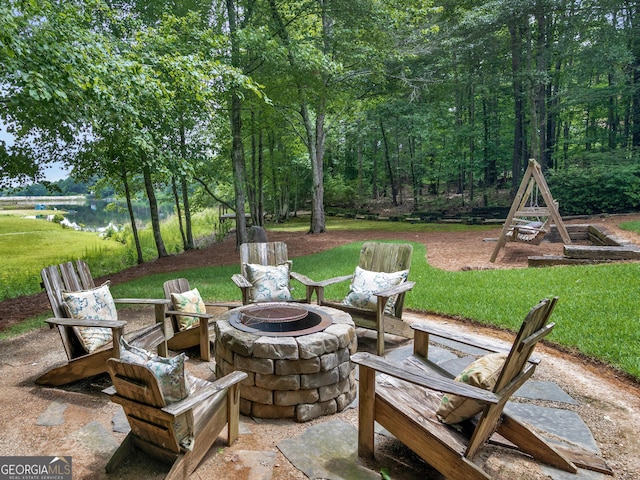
[0,216,126,300]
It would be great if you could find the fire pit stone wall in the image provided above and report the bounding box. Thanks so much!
[214,306,357,422]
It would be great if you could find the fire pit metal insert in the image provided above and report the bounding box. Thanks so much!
[230,302,333,336]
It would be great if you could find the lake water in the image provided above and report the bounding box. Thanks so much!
[49,199,174,230]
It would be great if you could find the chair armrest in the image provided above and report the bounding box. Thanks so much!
[113,298,171,307]
[231,274,252,289]
[165,310,215,320]
[289,271,317,286]
[45,317,127,329]
[411,322,510,354]
[314,274,353,288]
[204,301,240,310]
[373,280,415,299]
[163,370,248,416]
[350,352,498,404]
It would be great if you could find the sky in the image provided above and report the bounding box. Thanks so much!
[1,125,71,182]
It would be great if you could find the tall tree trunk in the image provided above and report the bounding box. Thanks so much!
[301,101,326,233]
[120,161,143,264]
[142,162,168,258]
[181,176,193,249]
[227,0,248,246]
[532,4,549,169]
[482,96,497,185]
[372,138,379,199]
[379,120,398,206]
[258,126,264,226]
[172,177,187,250]
[409,135,419,209]
[267,0,326,233]
[178,117,193,250]
[248,109,258,226]
[509,20,527,191]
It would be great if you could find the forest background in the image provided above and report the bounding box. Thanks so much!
[3,0,640,261]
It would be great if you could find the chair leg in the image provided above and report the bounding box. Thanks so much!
[105,432,135,473]
[497,414,578,473]
[376,303,386,356]
[164,454,187,480]
[357,366,376,459]
[199,319,211,361]
[35,350,112,386]
[227,383,241,445]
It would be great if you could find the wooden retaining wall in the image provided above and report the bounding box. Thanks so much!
[528,224,640,267]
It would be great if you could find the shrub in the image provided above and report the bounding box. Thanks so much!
[548,164,640,215]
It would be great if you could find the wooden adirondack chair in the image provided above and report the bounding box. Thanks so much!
[163,278,237,362]
[351,298,611,479]
[309,242,415,356]
[103,358,247,480]
[36,260,170,387]
[231,241,315,305]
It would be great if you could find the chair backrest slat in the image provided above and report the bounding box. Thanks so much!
[239,242,289,277]
[106,358,181,453]
[164,278,192,298]
[357,242,413,317]
[494,297,557,392]
[359,242,412,273]
[107,358,167,407]
[74,260,96,289]
[58,261,84,291]
[41,265,68,319]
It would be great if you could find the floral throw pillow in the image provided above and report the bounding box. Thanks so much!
[119,337,190,404]
[170,288,206,331]
[342,266,409,314]
[436,352,508,424]
[244,262,293,303]
[63,282,117,353]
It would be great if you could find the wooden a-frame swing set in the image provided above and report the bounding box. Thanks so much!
[490,159,571,263]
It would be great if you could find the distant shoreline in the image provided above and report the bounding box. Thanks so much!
[0,195,86,205]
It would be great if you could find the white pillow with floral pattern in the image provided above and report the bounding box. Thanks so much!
[119,337,190,404]
[244,262,293,303]
[343,266,409,314]
[62,282,116,353]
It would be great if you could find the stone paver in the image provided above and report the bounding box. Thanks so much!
[277,419,380,480]
[36,401,67,426]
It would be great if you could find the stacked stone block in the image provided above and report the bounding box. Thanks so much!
[214,307,357,422]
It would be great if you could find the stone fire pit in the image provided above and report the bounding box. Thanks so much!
[214,303,357,422]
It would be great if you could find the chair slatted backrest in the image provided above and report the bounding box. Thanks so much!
[239,242,289,277]
[494,297,557,393]
[163,278,192,336]
[466,297,557,458]
[358,242,413,317]
[106,358,182,453]
[163,278,191,298]
[41,260,97,359]
[358,242,413,274]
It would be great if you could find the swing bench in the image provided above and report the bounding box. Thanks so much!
[490,159,571,262]
[506,219,548,245]
[505,181,551,245]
